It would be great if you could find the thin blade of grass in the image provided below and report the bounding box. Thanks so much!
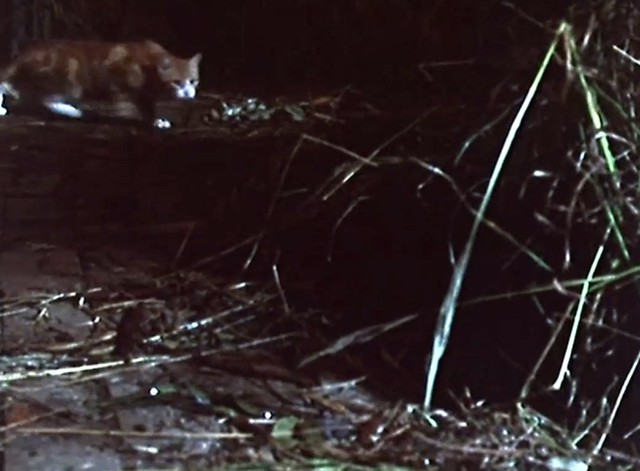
[422,21,566,410]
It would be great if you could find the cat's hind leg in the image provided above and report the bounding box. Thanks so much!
[0,83,13,116]
[42,98,83,118]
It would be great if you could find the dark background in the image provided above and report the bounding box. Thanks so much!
[0,0,570,94]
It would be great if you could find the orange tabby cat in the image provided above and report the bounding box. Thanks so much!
[0,39,201,128]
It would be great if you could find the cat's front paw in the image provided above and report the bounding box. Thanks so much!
[153,118,172,129]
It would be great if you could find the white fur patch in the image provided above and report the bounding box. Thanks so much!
[173,82,197,99]
[154,118,172,129]
[45,101,83,118]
